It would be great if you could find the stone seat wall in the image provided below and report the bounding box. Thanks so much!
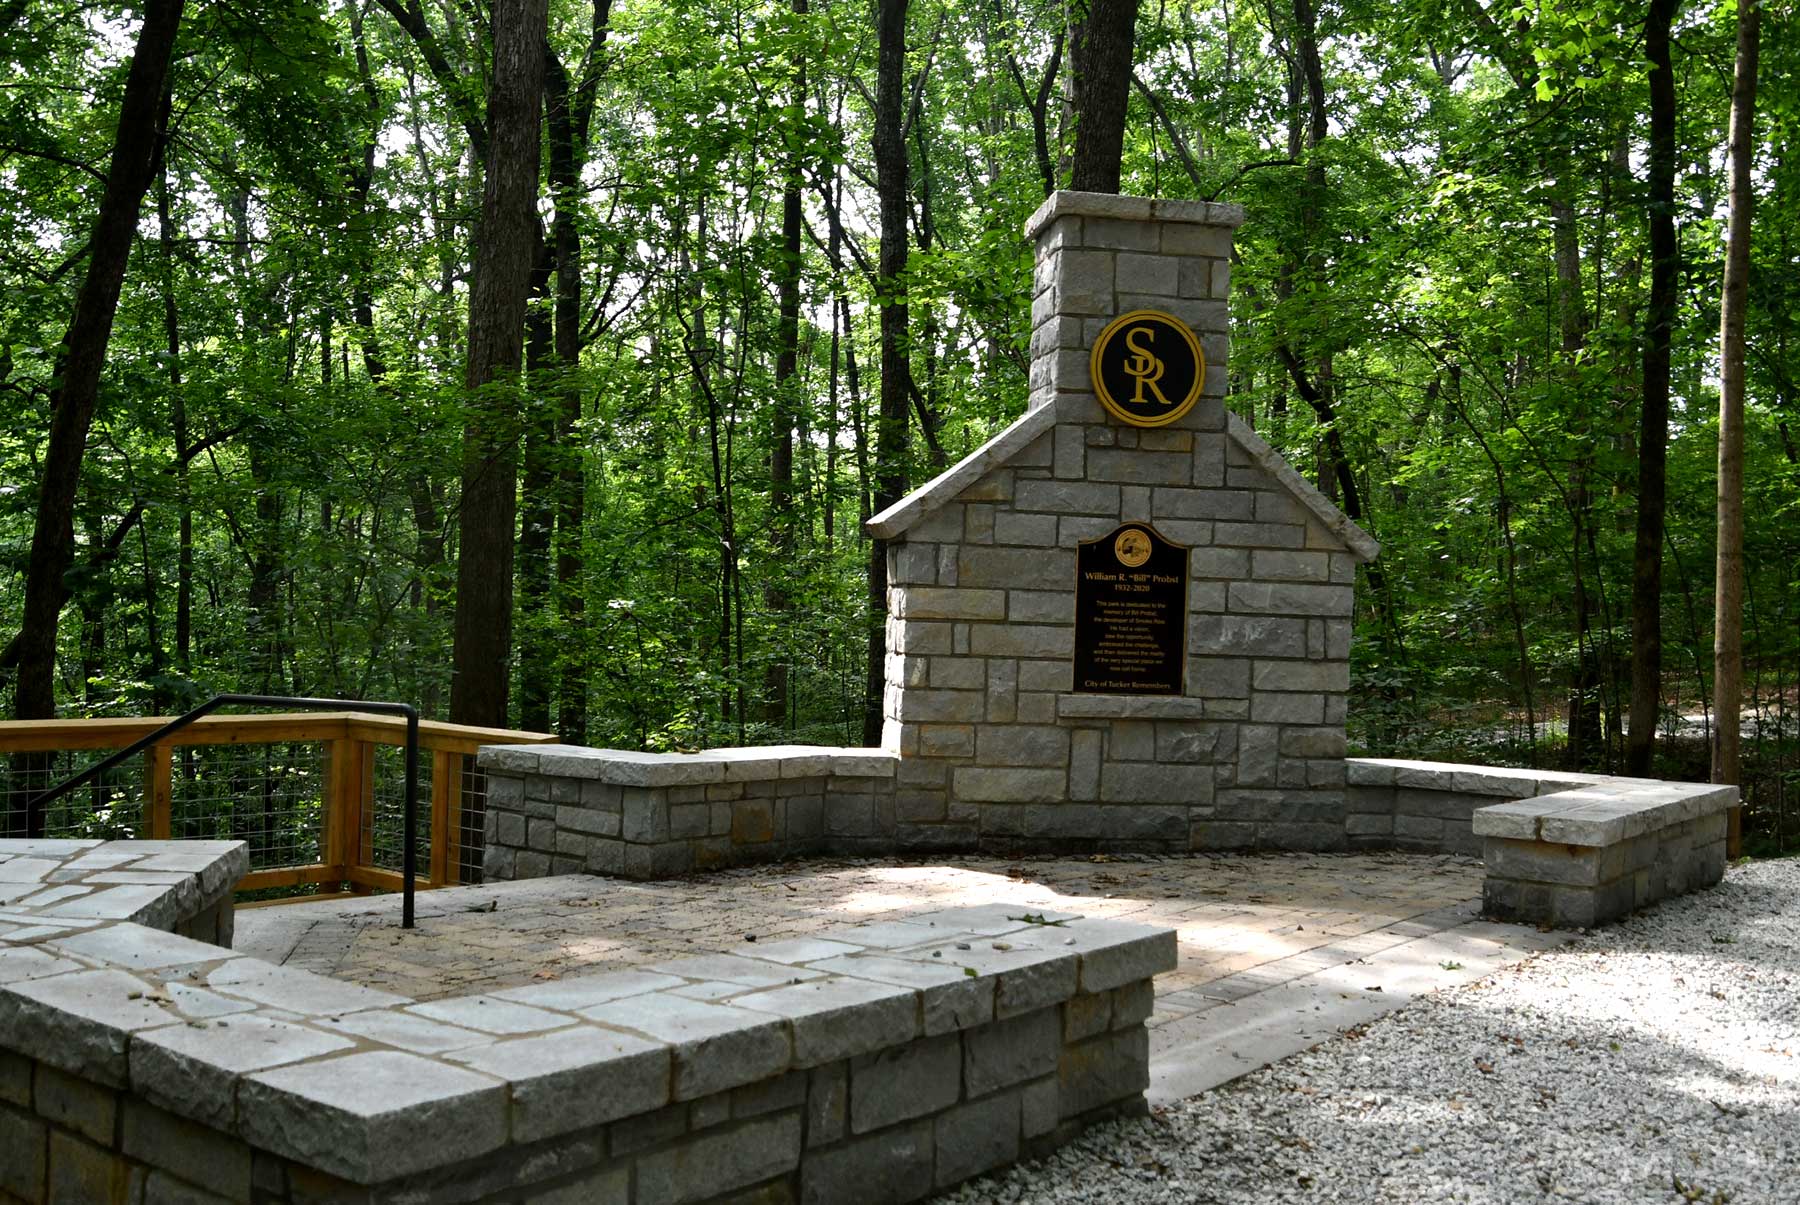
[1,838,1173,1204]
[477,744,901,880]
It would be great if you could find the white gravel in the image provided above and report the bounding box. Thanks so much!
[940,859,1800,1204]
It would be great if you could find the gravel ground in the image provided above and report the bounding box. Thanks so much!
[940,860,1800,1205]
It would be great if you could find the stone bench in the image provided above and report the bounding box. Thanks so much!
[477,744,900,880]
[2,838,1172,1204]
[1472,779,1736,928]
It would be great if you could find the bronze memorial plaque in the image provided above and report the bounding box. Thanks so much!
[1073,523,1189,695]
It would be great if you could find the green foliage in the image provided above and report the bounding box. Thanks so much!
[2,0,1798,850]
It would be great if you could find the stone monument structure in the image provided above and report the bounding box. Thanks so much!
[866,190,1378,852]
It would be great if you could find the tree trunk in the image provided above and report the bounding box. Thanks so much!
[1067,0,1140,193]
[765,0,807,728]
[13,0,186,750]
[449,0,548,728]
[1713,0,1758,855]
[868,0,910,746]
[516,249,556,734]
[1625,0,1681,775]
[156,156,192,679]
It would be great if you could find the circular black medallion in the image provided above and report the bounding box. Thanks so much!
[1089,310,1206,428]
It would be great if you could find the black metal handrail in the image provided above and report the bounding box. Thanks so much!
[22,693,421,928]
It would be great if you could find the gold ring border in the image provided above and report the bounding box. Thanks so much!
[1088,309,1207,429]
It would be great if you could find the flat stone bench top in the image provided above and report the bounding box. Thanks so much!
[1348,758,1737,847]
[476,743,898,788]
[0,838,246,939]
[0,838,1174,1186]
[1472,780,1737,847]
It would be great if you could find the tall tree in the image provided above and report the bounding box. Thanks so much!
[1067,0,1141,192]
[1625,0,1682,774]
[1713,0,1759,850]
[765,0,808,727]
[867,0,910,744]
[449,0,548,727]
[13,0,187,738]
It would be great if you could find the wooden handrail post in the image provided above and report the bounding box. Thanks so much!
[431,750,456,887]
[325,738,359,887]
[146,744,172,839]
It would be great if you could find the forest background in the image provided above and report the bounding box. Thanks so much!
[3,0,1797,850]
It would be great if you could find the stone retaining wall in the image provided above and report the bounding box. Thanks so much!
[477,745,900,880]
[2,840,1173,1204]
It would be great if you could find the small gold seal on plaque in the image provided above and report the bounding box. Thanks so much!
[1114,527,1152,567]
[1089,309,1206,428]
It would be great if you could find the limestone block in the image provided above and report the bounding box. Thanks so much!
[891,541,938,585]
[1101,721,1152,762]
[120,1098,252,1200]
[1075,449,1188,489]
[1057,514,1123,546]
[1007,590,1074,624]
[1057,1025,1149,1118]
[848,1032,960,1133]
[1054,424,1086,479]
[1280,727,1346,758]
[896,690,984,724]
[32,1063,114,1147]
[986,659,1020,724]
[1014,480,1121,515]
[1069,731,1102,801]
[1160,224,1232,257]
[955,547,1075,592]
[976,726,1071,768]
[1228,581,1354,617]
[894,587,1007,622]
[1189,547,1249,579]
[1056,920,1177,993]
[581,992,790,1101]
[0,968,181,1087]
[935,1090,1023,1188]
[968,624,1074,659]
[807,954,992,1037]
[1251,693,1326,725]
[1213,520,1305,549]
[952,768,1067,803]
[1083,216,1160,251]
[635,1112,802,1205]
[1151,488,1252,520]
[132,1014,354,1130]
[450,1025,669,1142]
[1187,656,1250,698]
[993,512,1059,547]
[1155,724,1221,764]
[240,1051,506,1183]
[1251,549,1332,582]
[1099,764,1212,808]
[0,1105,45,1201]
[962,1007,1058,1097]
[1190,614,1307,657]
[732,977,919,1067]
[800,1120,932,1205]
[1052,248,1116,314]
[1177,256,1210,298]
[917,724,975,758]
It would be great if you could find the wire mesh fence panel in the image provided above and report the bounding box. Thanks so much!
[5,749,145,840]
[364,744,432,874]
[458,760,487,885]
[168,743,327,872]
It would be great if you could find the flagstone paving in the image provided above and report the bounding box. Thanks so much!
[236,851,1487,1023]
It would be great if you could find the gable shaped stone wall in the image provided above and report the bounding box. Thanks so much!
[872,193,1376,854]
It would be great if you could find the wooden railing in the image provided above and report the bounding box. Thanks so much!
[0,713,556,898]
